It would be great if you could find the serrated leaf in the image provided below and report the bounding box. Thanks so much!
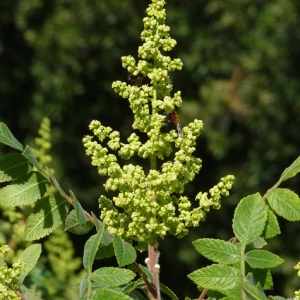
[232,193,268,244]
[0,122,23,151]
[188,264,239,292]
[0,171,48,207]
[263,210,280,239]
[70,190,88,224]
[113,235,137,267]
[91,267,135,286]
[245,250,284,269]
[25,194,69,240]
[210,284,242,299]
[280,156,300,182]
[83,228,104,270]
[90,288,133,300]
[267,188,300,221]
[65,210,94,234]
[18,244,42,283]
[22,146,43,171]
[193,238,240,264]
[238,280,268,300]
[0,153,32,183]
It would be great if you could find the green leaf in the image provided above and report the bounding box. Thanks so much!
[160,282,179,300]
[113,235,137,267]
[22,146,43,172]
[65,210,94,234]
[263,210,280,239]
[280,156,300,182]
[83,229,104,270]
[139,264,154,281]
[91,267,135,287]
[192,238,240,264]
[252,236,267,249]
[79,273,88,299]
[20,285,42,300]
[95,243,115,260]
[267,188,300,221]
[232,193,268,244]
[0,171,48,207]
[90,288,133,300]
[70,190,88,224]
[92,212,112,246]
[188,264,239,292]
[238,280,269,300]
[0,153,32,183]
[47,168,64,194]
[0,122,23,151]
[18,244,42,283]
[25,194,69,240]
[245,268,273,290]
[245,250,284,269]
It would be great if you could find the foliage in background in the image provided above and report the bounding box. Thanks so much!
[0,119,82,299]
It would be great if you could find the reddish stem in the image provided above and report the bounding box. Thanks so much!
[147,243,160,300]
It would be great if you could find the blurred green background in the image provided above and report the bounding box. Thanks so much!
[1,0,300,298]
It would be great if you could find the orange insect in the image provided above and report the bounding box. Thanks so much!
[161,111,184,137]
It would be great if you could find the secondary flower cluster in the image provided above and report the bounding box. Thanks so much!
[83,0,235,249]
[0,245,25,300]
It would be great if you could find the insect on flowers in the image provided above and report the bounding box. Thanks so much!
[161,111,184,138]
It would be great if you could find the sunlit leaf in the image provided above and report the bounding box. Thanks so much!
[25,194,69,240]
[0,171,48,207]
[232,193,268,244]
[267,188,300,221]
[91,267,135,286]
[113,235,136,267]
[188,264,239,292]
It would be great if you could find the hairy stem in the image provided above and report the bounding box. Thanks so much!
[148,243,160,300]
[148,153,160,299]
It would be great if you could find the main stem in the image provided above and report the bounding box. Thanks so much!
[148,154,160,300]
[148,243,160,300]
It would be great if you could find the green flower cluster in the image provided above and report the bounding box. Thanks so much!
[0,245,25,300]
[83,0,234,249]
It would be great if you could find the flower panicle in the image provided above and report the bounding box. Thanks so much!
[83,0,235,250]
